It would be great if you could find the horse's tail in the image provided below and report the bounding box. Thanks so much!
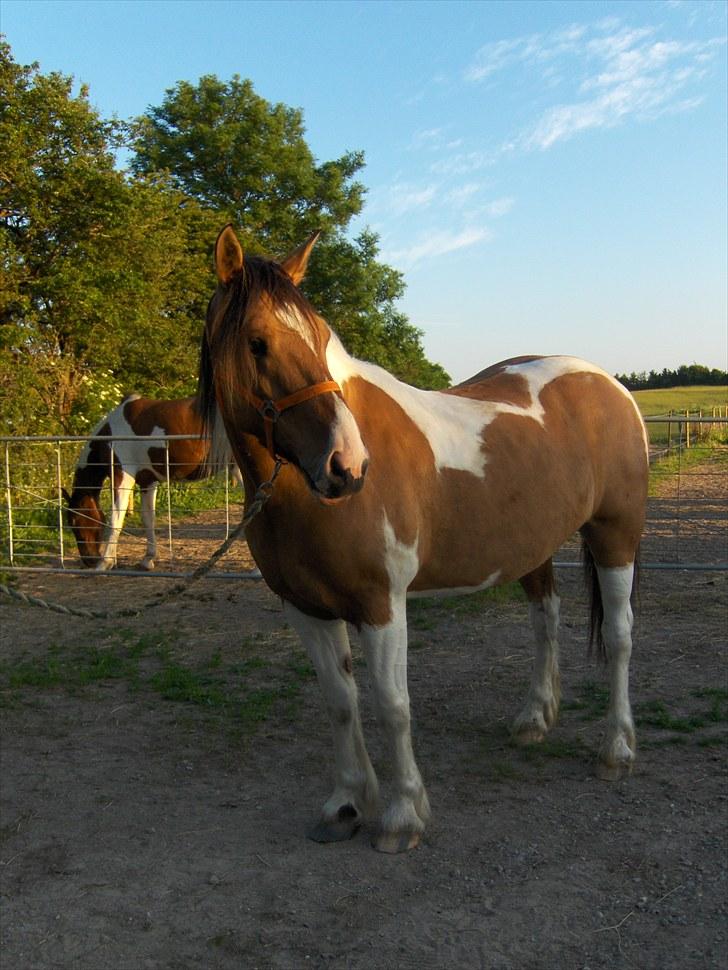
[582,540,640,663]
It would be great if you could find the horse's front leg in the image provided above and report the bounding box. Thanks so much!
[97,470,135,571]
[284,604,379,841]
[139,482,159,570]
[360,595,430,853]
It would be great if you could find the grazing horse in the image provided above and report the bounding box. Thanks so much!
[64,395,234,571]
[197,225,649,853]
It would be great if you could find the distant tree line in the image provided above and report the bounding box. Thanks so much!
[0,42,449,437]
[615,365,728,391]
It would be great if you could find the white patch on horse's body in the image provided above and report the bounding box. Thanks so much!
[327,334,492,476]
[382,515,420,593]
[503,356,650,460]
[327,336,648,476]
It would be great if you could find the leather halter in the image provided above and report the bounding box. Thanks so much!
[240,380,341,459]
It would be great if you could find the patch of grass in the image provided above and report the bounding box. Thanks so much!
[150,663,227,707]
[635,699,706,733]
[516,735,588,762]
[633,386,728,418]
[0,643,136,690]
[692,688,728,724]
[562,681,610,720]
[0,629,311,739]
[409,582,526,621]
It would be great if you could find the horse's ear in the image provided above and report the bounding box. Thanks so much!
[281,230,321,285]
[215,225,244,284]
[61,487,71,504]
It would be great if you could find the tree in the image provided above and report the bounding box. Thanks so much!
[131,74,449,388]
[0,43,218,434]
[131,75,366,253]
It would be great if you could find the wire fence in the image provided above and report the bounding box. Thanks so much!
[1,417,726,578]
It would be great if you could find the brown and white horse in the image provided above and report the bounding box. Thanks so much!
[198,225,649,853]
[64,395,236,571]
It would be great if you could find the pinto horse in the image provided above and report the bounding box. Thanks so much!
[198,225,649,853]
[64,395,234,571]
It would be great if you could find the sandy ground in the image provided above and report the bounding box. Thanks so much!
[1,461,726,970]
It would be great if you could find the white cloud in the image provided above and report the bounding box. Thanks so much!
[464,20,725,152]
[388,183,437,215]
[484,196,515,218]
[385,227,492,269]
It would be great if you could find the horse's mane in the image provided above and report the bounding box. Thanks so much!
[195,255,320,469]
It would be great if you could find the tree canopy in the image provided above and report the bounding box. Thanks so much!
[1,47,450,436]
[615,365,728,391]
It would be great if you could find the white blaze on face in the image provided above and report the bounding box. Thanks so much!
[276,303,317,353]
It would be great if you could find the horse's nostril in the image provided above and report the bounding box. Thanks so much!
[329,451,348,483]
[361,458,369,479]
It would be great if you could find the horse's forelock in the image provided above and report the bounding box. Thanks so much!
[199,255,322,434]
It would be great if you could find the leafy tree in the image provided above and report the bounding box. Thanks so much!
[131,74,449,388]
[0,43,218,434]
[615,365,728,390]
[130,74,366,253]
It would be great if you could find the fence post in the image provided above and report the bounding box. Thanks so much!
[56,442,65,566]
[667,410,672,454]
[164,439,173,562]
[685,410,690,449]
[224,463,231,540]
[4,442,14,566]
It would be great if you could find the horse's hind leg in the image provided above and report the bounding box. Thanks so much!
[511,560,561,744]
[284,604,380,842]
[593,561,637,780]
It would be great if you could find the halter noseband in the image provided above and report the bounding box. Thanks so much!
[240,380,342,459]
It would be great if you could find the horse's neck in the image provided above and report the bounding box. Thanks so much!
[73,445,110,494]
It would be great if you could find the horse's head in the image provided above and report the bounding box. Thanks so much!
[63,487,106,567]
[200,226,369,503]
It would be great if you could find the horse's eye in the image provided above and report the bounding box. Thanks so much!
[249,338,267,359]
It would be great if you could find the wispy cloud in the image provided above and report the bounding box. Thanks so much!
[386,182,438,215]
[384,227,492,269]
[465,21,725,151]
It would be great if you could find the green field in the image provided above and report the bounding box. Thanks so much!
[631,386,728,449]
[632,385,727,417]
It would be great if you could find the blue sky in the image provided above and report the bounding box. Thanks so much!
[3,0,726,382]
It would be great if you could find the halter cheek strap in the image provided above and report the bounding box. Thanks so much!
[240,380,342,459]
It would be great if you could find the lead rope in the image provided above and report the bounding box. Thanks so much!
[0,460,284,620]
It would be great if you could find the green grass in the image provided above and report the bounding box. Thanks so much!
[0,630,313,736]
[648,443,727,495]
[632,385,728,417]
[409,582,525,623]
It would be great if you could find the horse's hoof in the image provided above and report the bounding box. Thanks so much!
[596,759,634,782]
[140,559,155,571]
[511,725,546,745]
[372,829,422,854]
[307,805,361,843]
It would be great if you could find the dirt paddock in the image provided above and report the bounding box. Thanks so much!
[2,456,727,970]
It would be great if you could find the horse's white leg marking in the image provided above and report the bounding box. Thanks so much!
[284,604,379,840]
[512,593,561,743]
[140,482,158,570]
[360,593,430,854]
[97,469,136,571]
[595,563,637,780]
